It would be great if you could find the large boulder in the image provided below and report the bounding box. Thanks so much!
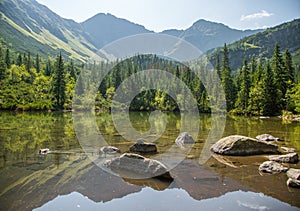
[210,135,278,156]
[268,153,298,164]
[287,168,300,180]
[259,161,288,174]
[175,132,195,146]
[129,139,157,154]
[256,134,282,142]
[104,153,172,179]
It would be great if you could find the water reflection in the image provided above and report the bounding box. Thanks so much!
[35,189,299,211]
[0,112,300,210]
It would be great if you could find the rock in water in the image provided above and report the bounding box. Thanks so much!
[268,153,298,164]
[175,132,195,146]
[100,146,120,154]
[104,153,172,179]
[256,134,282,142]
[287,168,300,180]
[129,139,157,153]
[210,135,278,156]
[39,148,50,154]
[287,178,300,188]
[280,146,296,153]
[259,161,288,174]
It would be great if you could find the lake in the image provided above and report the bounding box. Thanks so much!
[0,111,299,210]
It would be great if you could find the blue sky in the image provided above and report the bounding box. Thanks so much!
[36,0,300,32]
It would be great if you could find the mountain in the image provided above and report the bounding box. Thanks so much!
[161,19,261,52]
[0,0,99,61]
[82,13,152,49]
[208,18,300,71]
[0,0,297,65]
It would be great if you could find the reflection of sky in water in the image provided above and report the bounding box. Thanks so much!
[34,188,299,211]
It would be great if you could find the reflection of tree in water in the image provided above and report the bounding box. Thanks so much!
[0,112,78,163]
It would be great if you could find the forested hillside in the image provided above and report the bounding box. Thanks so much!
[208,19,300,72]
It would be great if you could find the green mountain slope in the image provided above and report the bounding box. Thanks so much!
[208,19,300,71]
[0,0,100,61]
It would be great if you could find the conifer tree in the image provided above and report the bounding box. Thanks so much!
[235,58,250,113]
[5,48,11,69]
[52,53,66,109]
[0,45,6,80]
[283,48,294,83]
[272,44,288,108]
[35,54,40,73]
[221,43,236,111]
[17,53,22,66]
[262,61,279,115]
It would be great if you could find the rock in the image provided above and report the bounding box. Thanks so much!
[100,146,120,154]
[104,153,172,179]
[268,153,298,164]
[259,161,288,174]
[287,168,300,180]
[287,178,300,188]
[39,148,50,154]
[256,134,282,142]
[129,139,157,153]
[281,146,296,153]
[175,132,195,146]
[210,135,278,156]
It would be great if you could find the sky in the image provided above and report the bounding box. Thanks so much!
[36,0,300,32]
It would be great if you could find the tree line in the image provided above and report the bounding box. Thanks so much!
[0,43,299,115]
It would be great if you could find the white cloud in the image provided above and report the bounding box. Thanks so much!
[240,10,273,21]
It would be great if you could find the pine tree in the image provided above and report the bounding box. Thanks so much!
[44,58,52,76]
[52,53,66,109]
[0,45,6,80]
[5,48,11,69]
[26,52,31,72]
[221,43,236,111]
[35,54,40,73]
[283,48,294,83]
[272,44,288,108]
[262,61,279,115]
[17,53,22,66]
[235,58,250,114]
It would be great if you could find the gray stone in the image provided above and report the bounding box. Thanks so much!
[281,147,296,153]
[175,132,195,146]
[268,153,298,164]
[287,178,300,188]
[129,139,157,153]
[256,134,282,142]
[210,135,278,156]
[259,161,288,174]
[100,146,120,154]
[104,153,172,179]
[287,168,300,180]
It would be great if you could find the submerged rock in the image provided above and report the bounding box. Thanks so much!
[210,135,278,156]
[100,146,120,154]
[175,132,195,146]
[104,153,172,179]
[281,147,296,153]
[268,153,298,164]
[259,161,288,174]
[287,168,300,180]
[287,178,300,188]
[129,139,157,153]
[39,148,50,155]
[256,134,282,142]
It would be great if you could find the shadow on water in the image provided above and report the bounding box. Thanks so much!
[0,111,299,210]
